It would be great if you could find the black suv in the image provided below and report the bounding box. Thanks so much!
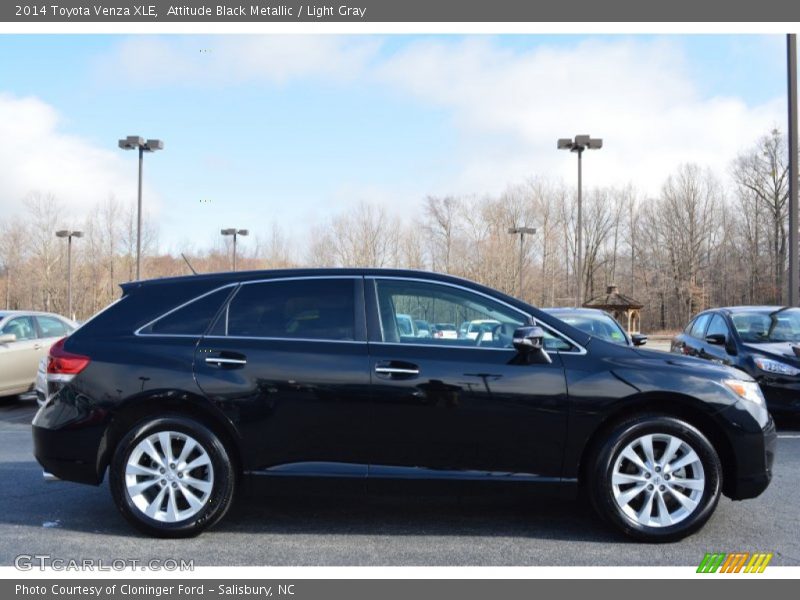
[33,269,776,541]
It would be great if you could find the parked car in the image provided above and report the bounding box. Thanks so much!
[33,269,775,541]
[0,311,76,399]
[671,305,800,415]
[431,323,457,339]
[414,320,432,338]
[459,319,501,341]
[35,356,47,407]
[544,307,648,347]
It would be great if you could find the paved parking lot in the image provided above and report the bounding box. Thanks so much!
[1,398,798,567]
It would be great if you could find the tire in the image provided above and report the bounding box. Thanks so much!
[587,414,722,543]
[109,415,236,538]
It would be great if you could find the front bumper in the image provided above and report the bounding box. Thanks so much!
[725,414,776,500]
[759,377,800,414]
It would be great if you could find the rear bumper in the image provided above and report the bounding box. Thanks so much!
[31,392,109,486]
[33,424,105,485]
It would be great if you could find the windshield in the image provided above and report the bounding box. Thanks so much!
[558,313,629,345]
[732,308,800,343]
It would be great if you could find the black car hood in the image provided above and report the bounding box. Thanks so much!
[743,342,800,364]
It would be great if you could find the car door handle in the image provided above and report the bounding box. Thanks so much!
[374,361,420,379]
[202,351,248,368]
[205,357,247,366]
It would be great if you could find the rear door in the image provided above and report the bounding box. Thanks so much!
[193,277,372,474]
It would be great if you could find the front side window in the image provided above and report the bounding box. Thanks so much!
[220,278,356,341]
[0,316,36,341]
[706,314,730,339]
[375,279,531,349]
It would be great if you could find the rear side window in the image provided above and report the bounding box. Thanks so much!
[689,314,711,339]
[147,288,231,335]
[221,279,355,341]
[36,316,72,338]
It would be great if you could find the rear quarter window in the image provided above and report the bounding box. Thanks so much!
[145,288,232,335]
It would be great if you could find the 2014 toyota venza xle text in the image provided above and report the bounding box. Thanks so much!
[33,269,776,541]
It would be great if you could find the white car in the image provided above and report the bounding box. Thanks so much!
[0,310,77,400]
[459,319,501,341]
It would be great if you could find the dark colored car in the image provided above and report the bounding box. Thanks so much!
[671,305,800,414]
[33,269,775,541]
[543,307,648,347]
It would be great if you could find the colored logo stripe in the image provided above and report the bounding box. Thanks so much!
[744,553,773,573]
[697,552,773,573]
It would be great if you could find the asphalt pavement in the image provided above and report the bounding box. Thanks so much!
[1,397,798,567]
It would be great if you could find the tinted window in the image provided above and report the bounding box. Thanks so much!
[224,279,355,341]
[559,313,629,345]
[689,314,711,339]
[149,288,231,335]
[375,279,532,349]
[706,314,730,339]
[0,316,36,341]
[36,316,71,338]
[732,308,800,343]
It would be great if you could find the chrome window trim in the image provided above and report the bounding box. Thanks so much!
[203,335,366,344]
[369,275,587,355]
[135,275,362,341]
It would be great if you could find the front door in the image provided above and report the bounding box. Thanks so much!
[366,278,569,480]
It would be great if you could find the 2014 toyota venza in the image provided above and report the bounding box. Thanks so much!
[33,269,776,541]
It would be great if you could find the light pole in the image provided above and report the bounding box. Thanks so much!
[558,135,603,306]
[55,230,83,319]
[507,226,536,300]
[788,34,798,306]
[221,229,249,271]
[118,135,164,281]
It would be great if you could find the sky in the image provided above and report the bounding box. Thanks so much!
[0,34,789,255]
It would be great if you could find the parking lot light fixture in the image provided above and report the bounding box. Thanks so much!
[221,228,249,272]
[558,135,603,306]
[118,135,163,281]
[55,230,83,320]
[508,227,536,300]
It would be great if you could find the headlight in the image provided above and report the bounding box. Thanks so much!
[753,357,800,376]
[723,379,765,406]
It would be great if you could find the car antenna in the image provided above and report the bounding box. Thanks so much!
[181,253,199,275]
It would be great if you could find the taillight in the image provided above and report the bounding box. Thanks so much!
[47,337,90,379]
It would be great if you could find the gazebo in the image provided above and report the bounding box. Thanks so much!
[583,284,644,334]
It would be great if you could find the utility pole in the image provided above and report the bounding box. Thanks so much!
[788,34,799,306]
[508,227,536,300]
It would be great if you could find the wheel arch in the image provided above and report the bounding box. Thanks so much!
[576,392,737,498]
[97,391,244,481]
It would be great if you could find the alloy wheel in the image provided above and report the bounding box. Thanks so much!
[610,433,705,528]
[124,431,214,522]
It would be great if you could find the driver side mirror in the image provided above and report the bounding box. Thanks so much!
[631,334,648,346]
[705,333,726,345]
[512,326,552,364]
[0,333,17,344]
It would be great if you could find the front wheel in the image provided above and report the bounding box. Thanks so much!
[588,415,722,542]
[109,416,235,538]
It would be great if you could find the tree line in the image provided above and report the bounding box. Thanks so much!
[0,128,791,333]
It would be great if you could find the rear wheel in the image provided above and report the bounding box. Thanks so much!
[588,415,722,542]
[109,416,235,538]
